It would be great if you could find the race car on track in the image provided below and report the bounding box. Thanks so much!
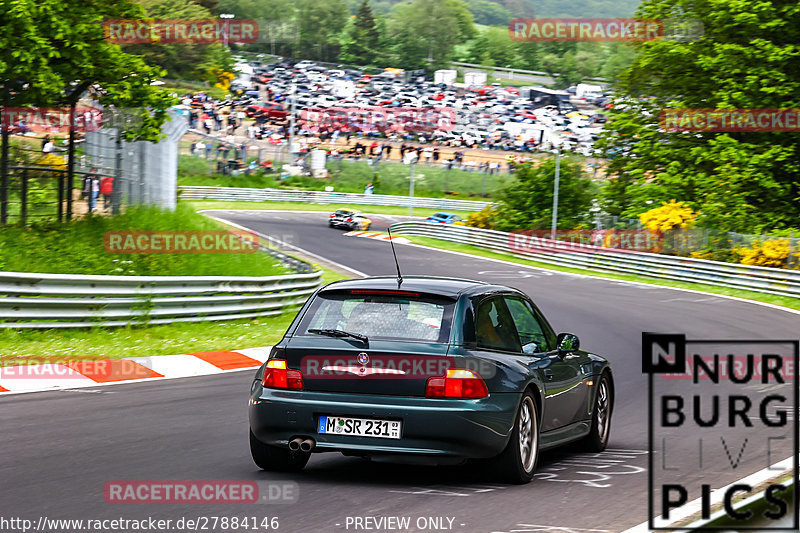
[426,212,463,224]
[248,276,614,483]
[328,209,372,230]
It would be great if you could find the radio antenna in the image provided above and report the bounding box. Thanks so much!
[387,226,403,287]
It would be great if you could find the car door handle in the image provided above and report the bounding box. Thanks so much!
[543,369,553,380]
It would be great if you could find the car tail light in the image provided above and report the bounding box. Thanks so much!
[262,359,303,390]
[426,369,488,399]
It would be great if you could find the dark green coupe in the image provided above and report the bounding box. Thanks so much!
[248,276,614,483]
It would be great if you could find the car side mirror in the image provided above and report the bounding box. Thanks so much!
[556,333,579,354]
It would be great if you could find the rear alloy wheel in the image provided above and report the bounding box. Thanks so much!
[249,430,309,472]
[579,373,613,452]
[492,392,539,484]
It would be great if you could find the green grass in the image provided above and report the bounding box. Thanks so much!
[0,251,350,365]
[0,203,287,276]
[490,76,540,88]
[403,235,800,312]
[184,199,480,216]
[0,316,294,364]
[178,155,507,200]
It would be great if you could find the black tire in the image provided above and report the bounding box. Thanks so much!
[249,430,310,472]
[579,373,613,452]
[491,391,539,484]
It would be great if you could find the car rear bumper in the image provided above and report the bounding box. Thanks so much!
[249,386,520,459]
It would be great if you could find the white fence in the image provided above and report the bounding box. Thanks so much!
[0,270,321,328]
[179,186,493,211]
[389,222,800,298]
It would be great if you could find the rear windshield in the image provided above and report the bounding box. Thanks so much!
[297,291,455,343]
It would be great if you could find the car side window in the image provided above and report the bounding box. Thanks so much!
[504,297,552,354]
[475,298,522,352]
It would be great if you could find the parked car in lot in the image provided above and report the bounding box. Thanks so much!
[248,276,614,483]
[328,210,372,230]
[426,212,463,224]
[244,101,288,120]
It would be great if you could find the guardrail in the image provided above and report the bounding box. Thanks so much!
[389,222,800,299]
[450,61,609,84]
[0,270,322,328]
[179,186,493,212]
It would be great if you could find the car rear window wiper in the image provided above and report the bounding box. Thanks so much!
[307,328,369,344]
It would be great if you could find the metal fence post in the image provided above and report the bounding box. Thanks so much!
[112,128,123,215]
[20,168,28,225]
[57,166,65,222]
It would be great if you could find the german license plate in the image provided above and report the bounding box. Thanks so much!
[317,416,401,439]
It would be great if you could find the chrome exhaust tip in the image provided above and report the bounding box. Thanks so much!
[299,438,316,452]
[288,437,303,451]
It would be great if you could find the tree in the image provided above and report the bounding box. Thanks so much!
[464,26,517,67]
[126,0,233,82]
[295,0,349,61]
[494,158,596,232]
[599,43,636,82]
[466,0,512,25]
[598,0,800,233]
[340,1,383,65]
[218,0,296,55]
[387,0,476,70]
[514,42,542,71]
[0,0,177,221]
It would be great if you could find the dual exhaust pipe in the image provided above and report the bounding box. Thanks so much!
[288,437,315,452]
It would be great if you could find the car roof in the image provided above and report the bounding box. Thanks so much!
[319,276,494,299]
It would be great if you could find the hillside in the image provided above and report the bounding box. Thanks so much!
[348,0,641,20]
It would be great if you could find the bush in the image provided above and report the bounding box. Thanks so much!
[464,205,497,229]
[639,200,696,233]
[733,238,792,269]
[493,157,595,232]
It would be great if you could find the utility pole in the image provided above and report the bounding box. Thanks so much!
[550,144,561,241]
[405,151,418,216]
[288,81,296,165]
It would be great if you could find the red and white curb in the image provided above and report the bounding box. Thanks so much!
[0,347,271,396]
[343,231,411,244]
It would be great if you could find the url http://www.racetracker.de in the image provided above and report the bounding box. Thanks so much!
[0,516,281,532]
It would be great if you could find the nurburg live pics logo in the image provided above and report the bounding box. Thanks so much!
[642,333,799,529]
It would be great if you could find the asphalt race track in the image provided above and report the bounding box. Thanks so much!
[2,209,798,533]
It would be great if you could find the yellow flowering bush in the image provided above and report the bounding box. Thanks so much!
[689,249,715,260]
[465,205,497,229]
[211,69,235,92]
[34,152,67,170]
[734,239,791,268]
[639,200,696,233]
